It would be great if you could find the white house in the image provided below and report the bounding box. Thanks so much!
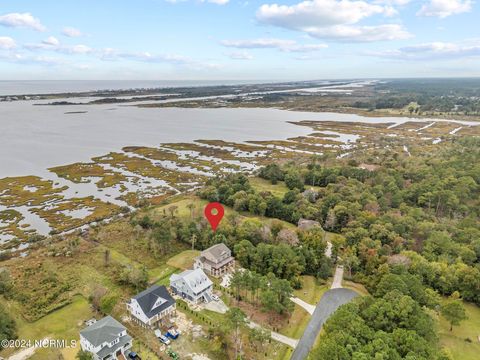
[194,243,235,278]
[170,268,213,303]
[127,285,176,328]
[79,316,132,360]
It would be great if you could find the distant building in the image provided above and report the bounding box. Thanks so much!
[170,268,213,303]
[194,243,235,277]
[80,316,132,360]
[297,218,322,231]
[127,285,176,329]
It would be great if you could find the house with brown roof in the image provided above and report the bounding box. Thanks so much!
[194,243,235,277]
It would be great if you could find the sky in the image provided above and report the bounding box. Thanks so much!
[0,0,478,80]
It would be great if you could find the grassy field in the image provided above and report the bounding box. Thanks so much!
[437,301,480,360]
[250,177,290,197]
[278,304,310,339]
[343,280,370,297]
[149,263,178,285]
[250,177,323,198]
[152,193,298,233]
[166,249,200,270]
[0,295,93,360]
[294,275,329,304]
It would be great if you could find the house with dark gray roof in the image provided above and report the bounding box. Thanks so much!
[127,285,176,329]
[194,243,235,277]
[79,316,132,360]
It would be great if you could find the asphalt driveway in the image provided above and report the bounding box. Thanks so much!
[290,288,358,360]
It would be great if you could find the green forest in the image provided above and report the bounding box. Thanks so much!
[197,136,480,358]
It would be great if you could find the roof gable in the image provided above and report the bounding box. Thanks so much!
[170,268,212,293]
[132,285,175,319]
[201,243,231,263]
[80,316,125,347]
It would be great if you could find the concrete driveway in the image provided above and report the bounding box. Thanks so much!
[331,265,344,289]
[290,288,358,360]
[290,297,316,315]
[248,321,298,348]
[203,299,229,314]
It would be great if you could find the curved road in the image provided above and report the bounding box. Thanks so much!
[290,288,358,360]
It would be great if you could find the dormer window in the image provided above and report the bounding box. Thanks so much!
[110,338,119,347]
[151,296,167,311]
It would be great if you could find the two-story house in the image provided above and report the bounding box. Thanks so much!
[170,268,213,303]
[79,316,132,360]
[127,285,176,329]
[194,243,235,277]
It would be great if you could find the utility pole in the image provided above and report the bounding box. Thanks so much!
[191,234,197,250]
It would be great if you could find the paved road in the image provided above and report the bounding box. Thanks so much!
[290,288,358,360]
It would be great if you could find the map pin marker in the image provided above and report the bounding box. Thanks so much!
[204,202,224,232]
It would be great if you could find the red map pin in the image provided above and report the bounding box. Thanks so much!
[204,202,224,232]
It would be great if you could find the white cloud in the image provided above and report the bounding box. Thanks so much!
[99,48,219,69]
[368,40,480,60]
[0,36,16,49]
[307,24,412,42]
[0,12,46,31]
[374,0,411,5]
[67,45,92,54]
[256,0,410,42]
[24,39,92,55]
[0,51,65,65]
[166,0,229,4]
[62,27,83,37]
[42,36,60,46]
[417,0,472,18]
[226,51,254,60]
[221,38,328,52]
[257,0,388,27]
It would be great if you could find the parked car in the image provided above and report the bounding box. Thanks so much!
[166,327,179,339]
[154,329,171,345]
[127,351,141,359]
[211,294,220,301]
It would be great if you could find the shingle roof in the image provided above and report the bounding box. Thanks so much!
[201,243,230,263]
[96,334,132,359]
[132,285,175,319]
[170,268,212,293]
[80,316,126,347]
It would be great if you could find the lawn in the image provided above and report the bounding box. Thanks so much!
[151,196,210,219]
[150,263,179,285]
[437,301,480,360]
[0,295,93,360]
[342,280,370,297]
[250,177,290,197]
[167,249,200,270]
[294,275,329,304]
[278,304,310,339]
[149,249,200,285]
